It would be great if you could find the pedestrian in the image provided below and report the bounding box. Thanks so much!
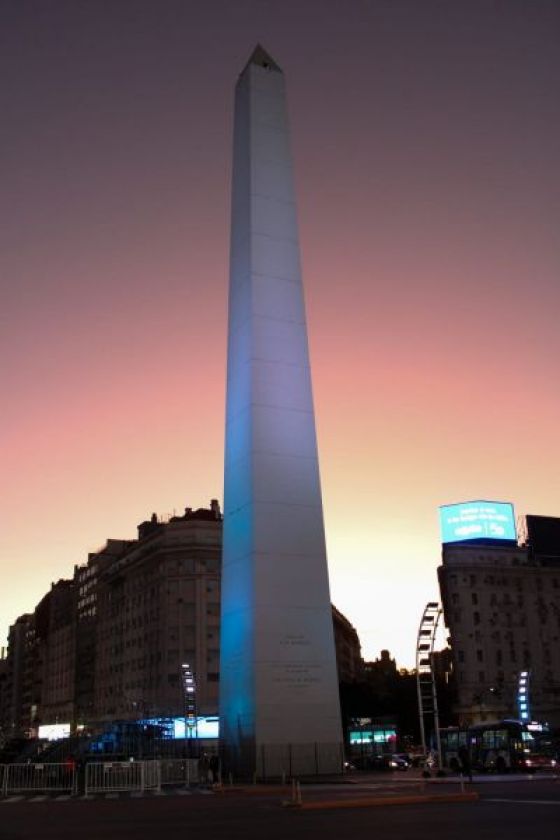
[75,758,85,796]
[458,744,472,782]
[198,752,210,786]
[210,754,220,786]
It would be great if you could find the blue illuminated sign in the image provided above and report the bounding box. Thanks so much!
[140,716,219,739]
[439,501,516,544]
[517,671,531,722]
[349,729,396,745]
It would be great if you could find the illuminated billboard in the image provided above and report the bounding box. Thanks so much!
[38,723,71,741]
[439,501,516,544]
[140,715,219,739]
[173,716,219,739]
[349,729,396,745]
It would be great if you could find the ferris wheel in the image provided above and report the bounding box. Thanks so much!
[416,602,443,766]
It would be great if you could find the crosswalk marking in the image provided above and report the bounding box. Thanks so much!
[0,788,210,804]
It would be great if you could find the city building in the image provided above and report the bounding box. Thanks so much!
[74,539,132,725]
[332,606,363,683]
[38,579,77,727]
[2,498,363,742]
[438,508,560,726]
[3,614,32,736]
[0,649,8,743]
[93,502,223,725]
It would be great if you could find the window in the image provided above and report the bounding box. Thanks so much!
[482,730,495,749]
[476,650,483,663]
[472,593,478,605]
[473,612,480,626]
[495,730,507,749]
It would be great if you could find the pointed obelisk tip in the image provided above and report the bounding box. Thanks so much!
[243,44,282,74]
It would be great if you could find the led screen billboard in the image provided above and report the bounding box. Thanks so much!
[140,715,219,739]
[439,501,516,544]
[38,723,71,741]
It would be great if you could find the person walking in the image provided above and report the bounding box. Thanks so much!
[458,744,473,782]
[209,754,220,786]
[198,752,210,787]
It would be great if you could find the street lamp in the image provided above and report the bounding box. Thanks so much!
[180,663,198,757]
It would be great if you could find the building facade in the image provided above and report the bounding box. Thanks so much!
[332,606,363,683]
[38,580,77,727]
[3,498,362,740]
[3,615,32,737]
[93,503,222,724]
[74,539,132,724]
[438,534,560,726]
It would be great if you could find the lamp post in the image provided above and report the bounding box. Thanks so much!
[180,664,198,758]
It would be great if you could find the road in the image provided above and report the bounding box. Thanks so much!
[1,778,560,840]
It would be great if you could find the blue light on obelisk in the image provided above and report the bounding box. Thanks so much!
[219,46,343,776]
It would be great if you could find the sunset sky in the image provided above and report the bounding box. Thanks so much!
[1,0,559,667]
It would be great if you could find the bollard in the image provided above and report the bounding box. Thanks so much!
[291,779,297,804]
[296,780,302,805]
[281,771,286,786]
[253,771,257,786]
[460,774,465,794]
[228,772,233,786]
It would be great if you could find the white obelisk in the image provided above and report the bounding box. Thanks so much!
[220,46,343,776]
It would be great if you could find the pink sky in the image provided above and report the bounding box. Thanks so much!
[1,1,559,666]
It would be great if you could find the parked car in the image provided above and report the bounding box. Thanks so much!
[370,753,410,771]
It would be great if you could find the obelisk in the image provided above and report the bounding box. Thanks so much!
[220,45,343,776]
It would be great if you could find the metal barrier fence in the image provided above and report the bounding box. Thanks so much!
[0,765,5,795]
[85,761,161,795]
[159,759,199,787]
[255,743,345,778]
[219,742,345,780]
[3,763,76,795]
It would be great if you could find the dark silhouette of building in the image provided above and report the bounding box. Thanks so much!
[332,605,363,682]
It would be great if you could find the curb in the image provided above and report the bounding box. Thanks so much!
[222,785,292,795]
[291,792,479,810]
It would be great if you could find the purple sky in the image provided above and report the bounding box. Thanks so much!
[1,0,559,665]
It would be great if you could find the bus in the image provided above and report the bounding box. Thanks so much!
[440,720,557,773]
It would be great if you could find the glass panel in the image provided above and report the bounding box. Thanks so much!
[495,729,508,749]
[482,730,495,749]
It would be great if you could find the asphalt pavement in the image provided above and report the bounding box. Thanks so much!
[1,776,559,840]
